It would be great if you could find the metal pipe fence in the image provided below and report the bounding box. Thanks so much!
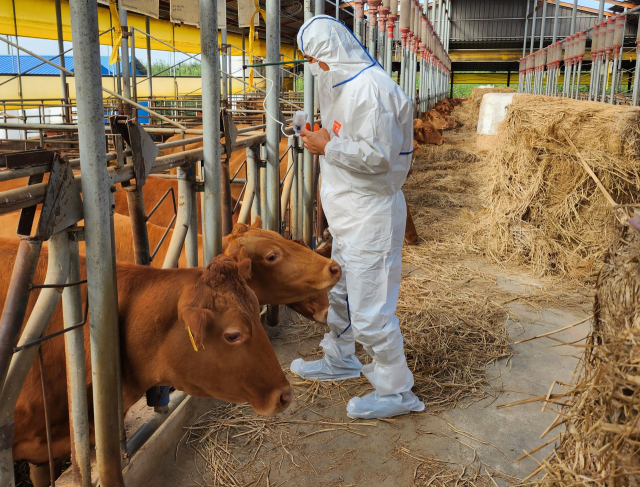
[0,0,327,484]
[518,7,640,106]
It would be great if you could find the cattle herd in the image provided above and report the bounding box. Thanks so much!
[1,98,463,486]
[412,97,464,145]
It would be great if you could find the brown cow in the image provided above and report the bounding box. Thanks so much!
[113,175,240,231]
[434,99,455,116]
[286,243,332,323]
[420,109,447,130]
[444,114,458,130]
[413,120,444,146]
[5,238,292,485]
[222,222,340,306]
[404,205,419,245]
[0,211,339,323]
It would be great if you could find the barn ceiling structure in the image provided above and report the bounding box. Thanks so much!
[448,0,640,85]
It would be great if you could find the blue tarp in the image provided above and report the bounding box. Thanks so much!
[0,55,146,76]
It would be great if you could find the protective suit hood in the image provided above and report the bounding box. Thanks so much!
[297,15,377,89]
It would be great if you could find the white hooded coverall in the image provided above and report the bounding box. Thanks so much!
[290,16,424,419]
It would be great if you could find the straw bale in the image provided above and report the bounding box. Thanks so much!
[473,95,640,283]
[533,225,640,485]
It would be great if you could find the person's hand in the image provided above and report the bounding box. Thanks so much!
[301,127,331,155]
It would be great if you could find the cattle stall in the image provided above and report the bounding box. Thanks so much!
[0,0,459,485]
[0,2,317,487]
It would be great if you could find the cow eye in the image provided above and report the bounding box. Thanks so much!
[225,332,241,343]
[266,252,279,262]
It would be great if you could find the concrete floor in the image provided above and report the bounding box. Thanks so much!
[140,284,591,487]
[137,127,595,487]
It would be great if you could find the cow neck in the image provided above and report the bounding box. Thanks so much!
[116,263,204,411]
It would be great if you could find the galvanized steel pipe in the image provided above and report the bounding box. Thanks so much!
[523,0,531,58]
[0,231,70,487]
[539,0,547,50]
[266,0,281,232]
[162,165,193,268]
[238,148,257,225]
[199,0,222,261]
[62,238,91,487]
[68,1,124,484]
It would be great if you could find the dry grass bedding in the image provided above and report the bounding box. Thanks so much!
[471,95,640,284]
[184,106,594,486]
[529,225,640,485]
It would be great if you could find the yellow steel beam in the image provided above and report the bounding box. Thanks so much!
[451,48,638,63]
[0,0,295,56]
[450,50,522,62]
[452,71,631,85]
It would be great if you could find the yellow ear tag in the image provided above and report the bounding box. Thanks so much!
[187,326,199,352]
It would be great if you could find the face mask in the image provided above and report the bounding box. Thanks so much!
[308,61,324,78]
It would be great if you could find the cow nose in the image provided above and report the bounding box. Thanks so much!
[329,261,341,278]
[314,308,329,324]
[279,386,294,411]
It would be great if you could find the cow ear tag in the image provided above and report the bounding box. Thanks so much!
[187,326,199,352]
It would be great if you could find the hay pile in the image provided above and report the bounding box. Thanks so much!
[531,225,640,484]
[457,86,517,130]
[473,95,640,283]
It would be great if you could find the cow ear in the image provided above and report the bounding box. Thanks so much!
[251,216,263,229]
[236,258,252,280]
[292,238,310,248]
[315,244,332,258]
[178,306,215,351]
[221,234,230,253]
[231,222,249,237]
[224,240,244,261]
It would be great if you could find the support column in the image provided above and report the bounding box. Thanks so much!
[199,0,222,261]
[221,27,228,106]
[386,3,396,76]
[379,4,388,67]
[632,24,640,105]
[552,0,559,43]
[266,0,281,232]
[146,16,153,100]
[570,0,578,35]
[119,6,131,116]
[355,0,365,43]
[530,1,537,55]
[55,0,68,123]
[523,0,531,58]
[539,0,547,50]
[368,1,380,59]
[68,0,124,485]
[303,0,315,245]
[598,0,605,21]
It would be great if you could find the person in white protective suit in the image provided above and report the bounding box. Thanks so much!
[290,15,425,419]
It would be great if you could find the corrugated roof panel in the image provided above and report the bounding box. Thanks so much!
[0,55,146,76]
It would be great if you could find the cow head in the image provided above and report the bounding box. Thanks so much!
[286,242,332,323]
[176,255,293,416]
[419,120,444,146]
[444,115,458,130]
[421,109,447,130]
[223,218,341,305]
[434,100,452,116]
[413,119,426,144]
